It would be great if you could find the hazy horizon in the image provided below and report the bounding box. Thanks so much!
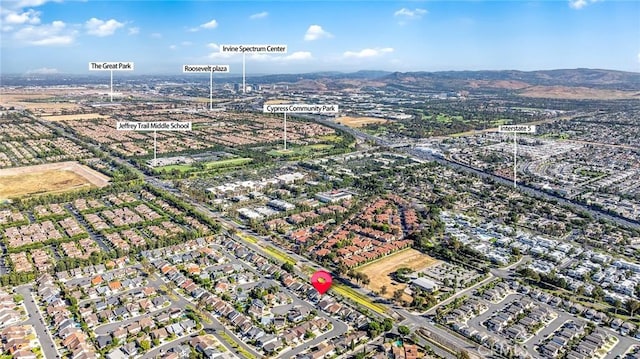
[2,67,640,78]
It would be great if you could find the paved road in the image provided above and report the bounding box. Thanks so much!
[63,203,111,252]
[16,284,60,359]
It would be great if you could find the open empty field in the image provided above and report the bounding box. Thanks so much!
[264,99,289,105]
[0,161,110,199]
[336,116,389,128]
[40,113,110,121]
[0,92,82,114]
[357,248,439,302]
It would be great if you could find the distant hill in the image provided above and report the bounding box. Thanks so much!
[378,69,640,91]
[2,69,639,95]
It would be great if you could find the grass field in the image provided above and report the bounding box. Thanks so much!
[336,116,388,128]
[263,246,296,265]
[318,135,341,142]
[435,114,464,123]
[156,158,252,173]
[267,144,334,157]
[357,248,439,303]
[331,283,387,314]
[0,162,110,199]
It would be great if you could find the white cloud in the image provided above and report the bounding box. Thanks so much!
[26,67,58,74]
[394,8,427,18]
[128,27,139,35]
[343,47,394,58]
[150,32,162,38]
[637,52,640,63]
[569,0,600,9]
[4,9,40,25]
[11,0,61,9]
[188,19,218,32]
[207,43,234,59]
[249,11,268,20]
[169,44,177,50]
[201,19,218,29]
[247,51,312,62]
[181,41,192,46]
[284,51,312,60]
[304,25,332,41]
[13,20,76,45]
[85,18,124,36]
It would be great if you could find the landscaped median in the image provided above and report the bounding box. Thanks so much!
[218,331,257,359]
[263,245,296,266]
[331,283,388,315]
[237,232,258,244]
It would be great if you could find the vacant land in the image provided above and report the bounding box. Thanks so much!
[0,161,110,199]
[264,99,289,105]
[41,113,110,121]
[336,116,389,128]
[0,91,82,114]
[357,248,439,302]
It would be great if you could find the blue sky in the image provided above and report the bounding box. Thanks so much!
[1,0,639,75]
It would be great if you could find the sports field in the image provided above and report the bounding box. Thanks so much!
[0,161,110,199]
[357,248,439,303]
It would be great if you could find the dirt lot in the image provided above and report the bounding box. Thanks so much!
[0,161,110,199]
[0,92,82,115]
[264,99,290,105]
[336,116,389,128]
[40,113,110,121]
[357,248,439,303]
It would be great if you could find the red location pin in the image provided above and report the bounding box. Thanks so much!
[311,270,332,295]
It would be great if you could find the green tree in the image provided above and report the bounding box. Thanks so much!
[367,321,381,338]
[139,340,151,352]
[613,299,622,315]
[626,299,640,317]
[382,318,393,332]
[398,325,411,336]
[281,262,294,273]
